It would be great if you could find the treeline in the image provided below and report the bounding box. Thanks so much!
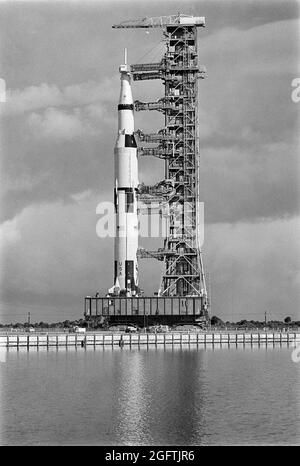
[0,319,88,329]
[0,316,299,329]
[210,316,300,328]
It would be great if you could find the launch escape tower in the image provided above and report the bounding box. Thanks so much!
[85,14,209,325]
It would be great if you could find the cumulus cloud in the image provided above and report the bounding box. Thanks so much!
[1,198,299,321]
[202,141,300,223]
[0,81,116,219]
[1,79,116,141]
[27,106,98,140]
[0,217,21,249]
[204,217,300,321]
[2,78,118,116]
[194,17,300,224]
[3,83,62,115]
[199,18,299,147]
[70,189,93,203]
[200,19,300,76]
[0,4,299,324]
[1,17,298,222]
[0,195,113,318]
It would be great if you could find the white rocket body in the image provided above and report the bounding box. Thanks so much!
[112,56,139,296]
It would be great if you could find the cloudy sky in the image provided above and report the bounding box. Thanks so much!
[0,0,299,323]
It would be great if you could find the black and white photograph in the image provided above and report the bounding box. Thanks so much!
[0,0,299,448]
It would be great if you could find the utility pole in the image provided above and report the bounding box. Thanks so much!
[28,312,31,327]
[264,311,267,327]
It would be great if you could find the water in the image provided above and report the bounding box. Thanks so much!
[0,345,299,445]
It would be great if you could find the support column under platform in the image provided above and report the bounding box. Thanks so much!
[85,296,208,327]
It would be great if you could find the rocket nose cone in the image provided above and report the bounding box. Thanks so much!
[119,73,133,105]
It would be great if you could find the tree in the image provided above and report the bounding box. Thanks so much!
[211,315,224,326]
[284,316,291,324]
[237,319,248,326]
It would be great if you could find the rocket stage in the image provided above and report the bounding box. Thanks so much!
[84,296,207,326]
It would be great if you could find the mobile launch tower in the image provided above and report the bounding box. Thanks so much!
[85,14,209,326]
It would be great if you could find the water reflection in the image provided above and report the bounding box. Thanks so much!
[1,345,299,445]
[110,347,208,445]
[113,350,152,444]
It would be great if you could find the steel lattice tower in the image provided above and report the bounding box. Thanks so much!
[113,15,209,313]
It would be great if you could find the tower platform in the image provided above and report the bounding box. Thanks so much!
[85,296,208,326]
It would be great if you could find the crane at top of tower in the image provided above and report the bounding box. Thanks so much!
[112,14,205,29]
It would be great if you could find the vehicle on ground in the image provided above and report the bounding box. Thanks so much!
[72,326,86,334]
[125,326,137,333]
[156,325,170,333]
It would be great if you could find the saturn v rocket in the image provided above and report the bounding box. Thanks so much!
[110,51,139,296]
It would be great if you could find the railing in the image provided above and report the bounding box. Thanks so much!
[1,331,299,349]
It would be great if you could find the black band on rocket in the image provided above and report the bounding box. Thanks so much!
[118,104,134,110]
[125,134,137,148]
